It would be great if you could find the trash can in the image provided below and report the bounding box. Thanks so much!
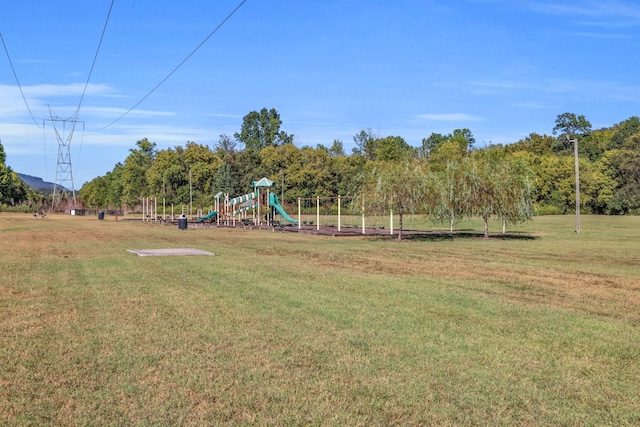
[98,210,104,220]
[178,215,187,230]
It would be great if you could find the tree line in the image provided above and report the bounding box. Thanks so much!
[6,107,637,226]
[0,140,41,210]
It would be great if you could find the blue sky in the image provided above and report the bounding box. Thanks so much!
[1,0,639,187]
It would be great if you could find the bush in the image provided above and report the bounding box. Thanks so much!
[536,204,565,215]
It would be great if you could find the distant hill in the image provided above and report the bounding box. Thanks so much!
[17,173,65,195]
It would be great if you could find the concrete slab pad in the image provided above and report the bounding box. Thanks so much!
[127,248,215,257]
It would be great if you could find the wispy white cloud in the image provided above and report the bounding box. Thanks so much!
[528,1,640,28]
[565,31,631,38]
[466,79,537,95]
[82,106,175,119]
[202,112,243,119]
[16,58,50,64]
[416,113,483,122]
[512,101,560,109]
[0,83,126,118]
[529,1,640,18]
[467,77,640,106]
[13,83,116,98]
[467,78,586,96]
[100,124,217,147]
[0,123,43,150]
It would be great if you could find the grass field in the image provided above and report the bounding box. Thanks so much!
[1,213,639,425]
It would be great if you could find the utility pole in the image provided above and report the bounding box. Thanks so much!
[189,168,193,216]
[281,170,284,202]
[569,136,580,233]
[553,112,591,235]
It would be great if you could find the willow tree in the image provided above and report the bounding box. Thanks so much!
[493,154,535,234]
[358,160,426,240]
[429,159,470,232]
[468,151,535,239]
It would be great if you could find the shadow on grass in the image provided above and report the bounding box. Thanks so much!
[376,231,539,242]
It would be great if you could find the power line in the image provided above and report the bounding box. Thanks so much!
[1,0,115,129]
[93,0,248,131]
[71,0,116,181]
[73,0,116,120]
[0,32,42,128]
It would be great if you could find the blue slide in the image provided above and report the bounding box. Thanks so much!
[197,211,217,222]
[268,193,298,223]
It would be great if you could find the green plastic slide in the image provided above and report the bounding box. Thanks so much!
[268,193,298,223]
[196,211,217,222]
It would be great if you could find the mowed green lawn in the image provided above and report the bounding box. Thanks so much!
[1,213,639,425]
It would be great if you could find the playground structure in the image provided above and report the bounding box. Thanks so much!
[141,177,402,235]
[216,177,298,226]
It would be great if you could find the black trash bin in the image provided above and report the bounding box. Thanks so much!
[178,215,187,230]
[98,210,104,220]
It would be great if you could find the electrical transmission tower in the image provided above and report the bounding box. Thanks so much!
[46,107,81,209]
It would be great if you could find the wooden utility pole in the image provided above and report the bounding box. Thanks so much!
[553,113,590,234]
[569,135,580,233]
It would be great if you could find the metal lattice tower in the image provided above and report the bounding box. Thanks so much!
[46,108,80,209]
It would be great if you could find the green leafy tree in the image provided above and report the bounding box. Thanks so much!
[428,140,467,172]
[580,127,613,162]
[146,148,184,205]
[609,116,640,150]
[421,129,474,158]
[283,146,335,198]
[580,157,616,214]
[0,140,35,207]
[352,130,415,161]
[505,133,557,156]
[329,140,345,157]
[420,133,447,157]
[215,134,237,163]
[106,163,125,208]
[183,142,221,205]
[450,128,475,151]
[605,149,640,214]
[553,112,592,142]
[534,155,575,214]
[235,148,268,193]
[213,161,240,196]
[122,138,156,208]
[234,108,293,151]
[352,128,378,159]
[373,136,416,161]
[80,162,125,209]
[79,176,108,208]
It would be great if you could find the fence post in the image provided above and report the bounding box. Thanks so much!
[362,194,365,234]
[338,195,341,232]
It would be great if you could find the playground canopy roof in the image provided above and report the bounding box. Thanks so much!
[252,177,276,188]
